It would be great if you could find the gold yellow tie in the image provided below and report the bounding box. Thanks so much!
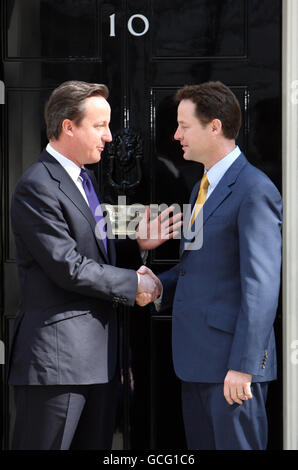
[190,173,209,227]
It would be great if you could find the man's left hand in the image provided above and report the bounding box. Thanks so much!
[136,205,183,251]
[223,370,253,405]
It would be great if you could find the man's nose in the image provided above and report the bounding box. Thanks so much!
[104,128,112,142]
[174,127,181,141]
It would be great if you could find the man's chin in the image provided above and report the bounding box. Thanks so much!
[87,154,102,164]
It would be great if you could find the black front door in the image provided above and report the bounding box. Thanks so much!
[0,0,282,449]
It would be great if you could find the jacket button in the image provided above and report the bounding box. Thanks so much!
[180,269,186,276]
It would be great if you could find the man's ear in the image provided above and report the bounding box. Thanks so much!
[211,118,222,135]
[61,119,74,137]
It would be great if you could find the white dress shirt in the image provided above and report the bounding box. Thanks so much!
[205,145,241,199]
[189,145,241,222]
[46,143,89,205]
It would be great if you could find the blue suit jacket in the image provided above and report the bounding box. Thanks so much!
[159,153,282,383]
[9,150,140,385]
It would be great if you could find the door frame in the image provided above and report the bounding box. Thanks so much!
[282,0,298,451]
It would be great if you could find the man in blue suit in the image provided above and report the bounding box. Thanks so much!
[9,81,180,450]
[138,81,282,450]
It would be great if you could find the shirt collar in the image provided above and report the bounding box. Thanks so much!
[206,146,241,188]
[46,143,82,183]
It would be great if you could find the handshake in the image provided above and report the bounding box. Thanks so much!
[136,265,162,307]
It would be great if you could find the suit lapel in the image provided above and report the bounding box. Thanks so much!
[203,153,247,223]
[181,153,248,256]
[40,150,110,264]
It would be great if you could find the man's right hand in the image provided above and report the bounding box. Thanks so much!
[136,266,162,306]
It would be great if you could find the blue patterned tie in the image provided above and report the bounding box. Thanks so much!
[80,168,107,252]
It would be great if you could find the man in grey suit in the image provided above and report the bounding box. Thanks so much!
[9,81,180,450]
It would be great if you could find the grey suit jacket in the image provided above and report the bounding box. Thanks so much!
[9,150,139,385]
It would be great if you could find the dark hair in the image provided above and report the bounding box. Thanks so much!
[175,81,242,140]
[45,80,109,140]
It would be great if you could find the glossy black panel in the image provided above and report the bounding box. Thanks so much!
[5,89,50,261]
[150,317,186,449]
[5,0,101,59]
[128,306,151,449]
[3,263,19,319]
[2,319,16,449]
[151,0,247,59]
[152,88,201,203]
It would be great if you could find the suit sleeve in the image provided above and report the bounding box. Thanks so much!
[157,263,180,311]
[11,179,138,306]
[227,179,282,376]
